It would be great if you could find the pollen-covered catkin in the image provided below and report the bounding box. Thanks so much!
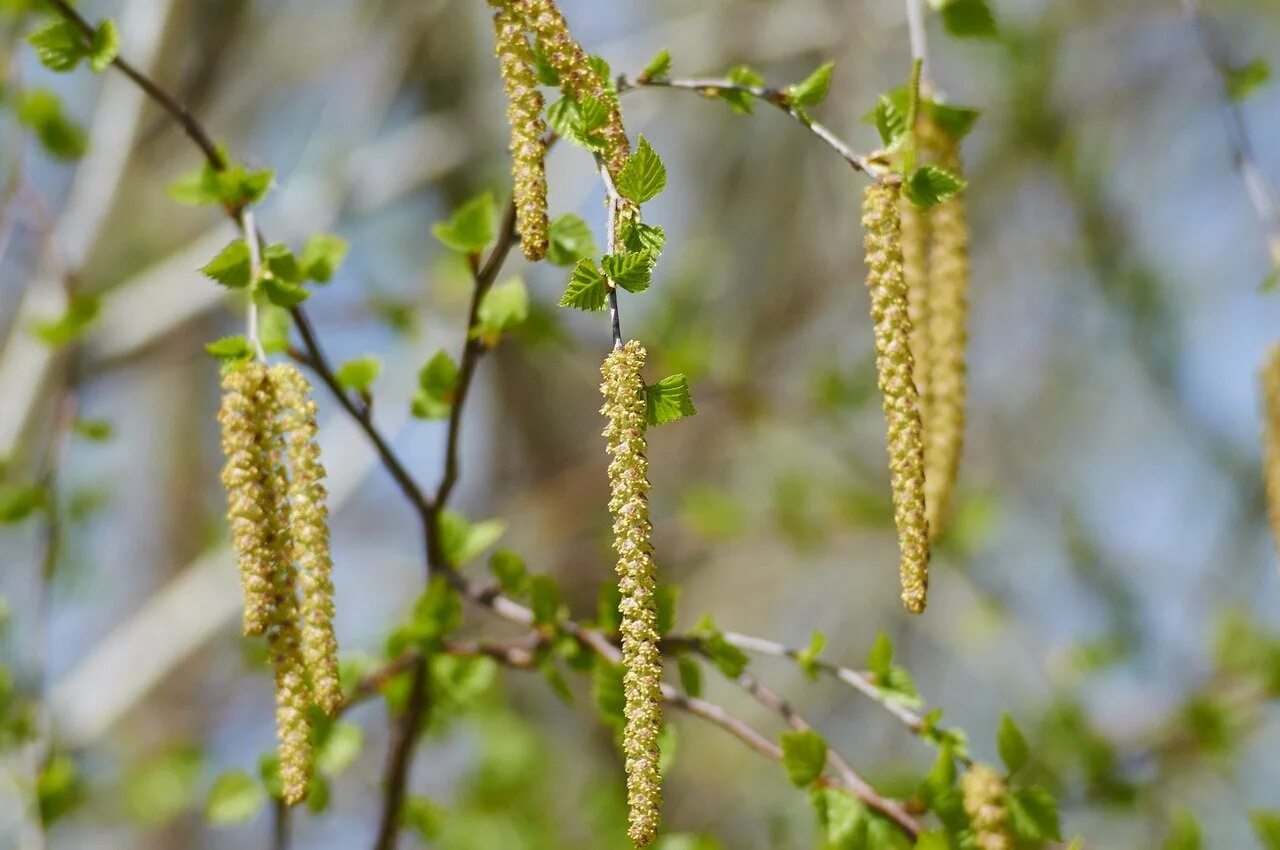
[600,341,662,847]
[1262,345,1280,556]
[901,181,931,422]
[218,362,276,636]
[923,135,970,542]
[271,364,341,717]
[515,0,630,178]
[490,2,548,261]
[961,764,1013,850]
[862,182,931,613]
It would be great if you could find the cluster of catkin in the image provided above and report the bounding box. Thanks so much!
[218,361,340,805]
[960,764,1013,850]
[601,341,664,847]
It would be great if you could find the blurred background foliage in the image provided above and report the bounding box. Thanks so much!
[2,0,1280,847]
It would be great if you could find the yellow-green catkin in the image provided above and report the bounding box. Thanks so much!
[490,2,549,261]
[960,764,1013,850]
[1262,345,1280,556]
[271,364,342,717]
[218,362,276,636]
[600,341,662,847]
[923,134,970,542]
[901,186,931,421]
[516,0,630,179]
[862,182,931,614]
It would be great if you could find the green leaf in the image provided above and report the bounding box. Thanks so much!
[336,355,381,392]
[300,233,348,282]
[408,577,462,645]
[315,721,362,775]
[201,240,252,288]
[1165,810,1201,850]
[489,550,528,596]
[472,277,528,344]
[258,306,291,354]
[641,49,671,81]
[655,584,679,635]
[37,754,84,825]
[88,19,118,72]
[870,94,909,148]
[787,61,834,109]
[692,615,749,678]
[123,746,202,826]
[586,54,614,90]
[602,251,655,294]
[530,574,560,627]
[646,374,696,426]
[439,511,505,567]
[723,65,764,115]
[546,96,608,151]
[205,771,265,825]
[598,582,623,632]
[904,165,967,209]
[560,259,608,311]
[263,243,301,283]
[403,797,445,841]
[576,94,609,132]
[27,19,85,72]
[1008,785,1062,842]
[623,222,667,254]
[547,214,596,266]
[593,658,626,728]
[677,655,702,698]
[259,277,309,308]
[15,89,86,160]
[1227,58,1271,101]
[914,831,951,850]
[928,102,981,140]
[797,630,826,680]
[432,192,496,253]
[73,418,113,442]
[867,632,893,679]
[204,336,253,363]
[0,483,45,524]
[412,350,459,419]
[1254,811,1280,850]
[33,295,100,346]
[936,0,997,38]
[997,713,1030,775]
[780,730,827,786]
[615,136,667,204]
[810,786,868,846]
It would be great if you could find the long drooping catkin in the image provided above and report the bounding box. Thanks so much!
[271,364,342,717]
[490,2,549,261]
[901,187,931,423]
[601,341,662,847]
[960,764,1013,850]
[514,0,630,179]
[923,136,970,542]
[1262,345,1280,557]
[218,363,276,636]
[862,182,930,613]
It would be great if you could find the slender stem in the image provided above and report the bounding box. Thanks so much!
[272,798,292,850]
[904,0,929,79]
[371,658,430,850]
[242,210,267,361]
[596,157,625,348]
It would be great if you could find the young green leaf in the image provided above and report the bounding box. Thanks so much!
[546,97,607,152]
[593,659,626,728]
[928,102,981,140]
[867,631,894,679]
[201,240,252,288]
[205,336,253,363]
[315,722,363,776]
[300,234,348,282]
[73,418,113,442]
[529,574,560,626]
[646,374,696,426]
[787,61,834,109]
[1008,786,1062,842]
[259,277,308,308]
[935,0,998,38]
[1227,58,1271,101]
[547,214,596,266]
[601,251,655,294]
[205,771,265,825]
[432,192,496,253]
[723,65,765,115]
[560,259,608,311]
[797,630,826,680]
[811,787,869,846]
[27,19,86,72]
[412,350,459,419]
[576,94,610,132]
[677,655,702,698]
[489,550,529,596]
[258,306,292,354]
[335,355,381,392]
[780,730,827,786]
[471,277,528,344]
[622,222,666,255]
[904,165,967,209]
[615,136,667,204]
[870,94,909,148]
[15,90,86,160]
[691,615,750,677]
[262,243,301,283]
[641,48,671,81]
[1252,811,1280,849]
[88,20,119,72]
[33,295,100,346]
[1165,810,1201,850]
[997,713,1030,774]
[0,483,46,524]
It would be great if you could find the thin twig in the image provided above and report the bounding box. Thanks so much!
[595,156,626,348]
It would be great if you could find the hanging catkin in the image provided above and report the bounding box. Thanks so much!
[901,174,931,423]
[218,363,276,636]
[600,341,662,847]
[960,764,1013,850]
[861,182,930,613]
[1262,345,1280,557]
[514,0,630,179]
[489,1,549,261]
[272,364,342,717]
[923,133,970,542]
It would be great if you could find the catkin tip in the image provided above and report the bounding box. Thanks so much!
[601,340,663,846]
[961,763,1013,850]
[862,183,931,614]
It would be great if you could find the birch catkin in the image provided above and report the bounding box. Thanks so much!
[601,341,662,847]
[901,181,931,423]
[862,182,930,613]
[1262,345,1280,556]
[923,135,970,542]
[218,363,276,636]
[272,364,342,717]
[490,1,549,261]
[960,764,1013,850]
